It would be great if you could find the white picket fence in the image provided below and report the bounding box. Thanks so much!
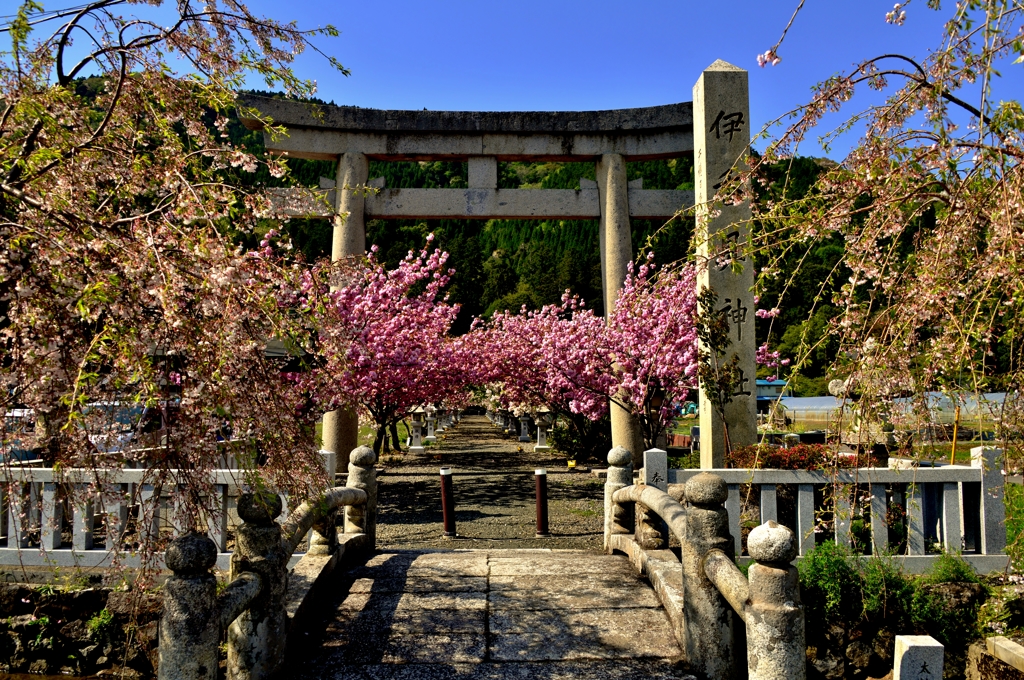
[664,447,1010,573]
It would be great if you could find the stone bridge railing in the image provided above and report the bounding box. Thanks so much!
[158,445,378,680]
[605,446,805,680]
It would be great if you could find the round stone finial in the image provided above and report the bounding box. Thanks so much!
[607,446,632,467]
[237,491,283,526]
[165,532,217,574]
[350,445,377,467]
[747,520,798,564]
[684,472,728,505]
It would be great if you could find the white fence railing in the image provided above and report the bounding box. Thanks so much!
[664,446,1010,573]
[0,467,319,570]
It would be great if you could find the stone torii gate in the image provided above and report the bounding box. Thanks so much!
[238,59,756,468]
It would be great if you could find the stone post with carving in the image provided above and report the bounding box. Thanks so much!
[694,60,757,468]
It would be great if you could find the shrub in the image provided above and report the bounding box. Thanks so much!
[911,585,985,667]
[799,541,862,621]
[548,415,611,462]
[922,551,981,585]
[860,555,916,628]
[727,443,859,471]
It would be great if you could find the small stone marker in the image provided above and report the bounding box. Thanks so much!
[642,448,668,492]
[409,419,425,454]
[894,635,943,680]
[519,416,532,442]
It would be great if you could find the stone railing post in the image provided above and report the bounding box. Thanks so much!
[972,446,1007,554]
[683,472,738,678]
[746,521,806,680]
[160,533,263,680]
[227,492,290,680]
[159,533,219,680]
[345,445,378,547]
[604,446,634,552]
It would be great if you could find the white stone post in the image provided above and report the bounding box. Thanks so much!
[320,450,337,487]
[536,425,551,452]
[322,151,368,470]
[597,153,646,468]
[893,635,943,680]
[638,448,669,549]
[425,416,437,443]
[409,418,424,454]
[519,416,532,442]
[694,59,757,468]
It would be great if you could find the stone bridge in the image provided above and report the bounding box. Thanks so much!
[159,435,805,680]
[290,549,689,680]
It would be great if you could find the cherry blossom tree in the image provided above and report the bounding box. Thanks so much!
[473,256,704,454]
[745,1,1024,436]
[299,238,476,455]
[607,256,700,449]
[0,0,343,548]
[479,294,614,420]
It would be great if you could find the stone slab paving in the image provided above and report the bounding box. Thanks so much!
[292,549,694,680]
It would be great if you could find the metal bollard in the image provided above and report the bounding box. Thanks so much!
[535,469,550,537]
[440,467,456,537]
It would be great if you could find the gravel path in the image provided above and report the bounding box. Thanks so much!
[374,415,605,551]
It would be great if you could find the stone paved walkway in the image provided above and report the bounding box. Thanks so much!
[374,416,605,551]
[291,550,694,680]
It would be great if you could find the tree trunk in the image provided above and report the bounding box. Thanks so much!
[389,421,402,452]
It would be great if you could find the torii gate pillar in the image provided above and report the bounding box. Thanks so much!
[597,154,645,466]
[321,152,368,468]
[694,60,758,468]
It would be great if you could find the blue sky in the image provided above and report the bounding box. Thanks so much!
[227,0,1022,160]
[11,1,1022,160]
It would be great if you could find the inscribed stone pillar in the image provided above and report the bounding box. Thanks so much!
[597,153,645,466]
[693,60,757,468]
[322,152,368,468]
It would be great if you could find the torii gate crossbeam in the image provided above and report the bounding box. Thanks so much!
[238,59,755,469]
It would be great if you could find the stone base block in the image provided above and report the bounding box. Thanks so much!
[968,639,1024,679]
[534,445,551,452]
